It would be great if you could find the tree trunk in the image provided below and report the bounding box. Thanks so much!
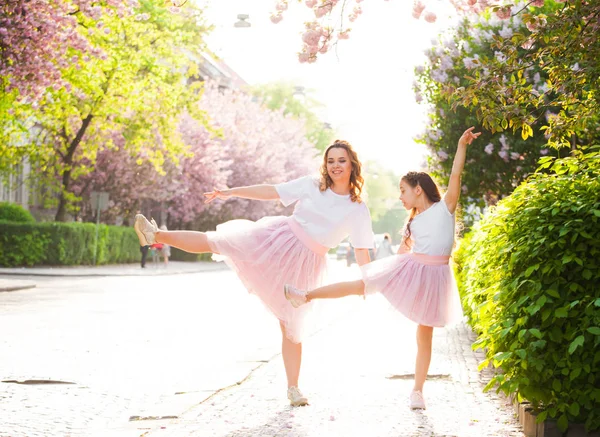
[54,114,94,221]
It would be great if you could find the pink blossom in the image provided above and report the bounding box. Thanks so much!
[305,0,317,7]
[270,13,284,24]
[540,149,549,155]
[298,52,310,63]
[484,143,494,155]
[495,7,511,20]
[412,0,426,19]
[424,11,437,23]
[338,30,351,40]
[510,152,521,160]
[275,1,288,12]
[437,150,449,161]
[302,29,321,47]
[531,0,544,6]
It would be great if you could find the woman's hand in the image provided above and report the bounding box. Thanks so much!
[203,189,232,204]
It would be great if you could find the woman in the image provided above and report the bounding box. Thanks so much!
[133,140,374,406]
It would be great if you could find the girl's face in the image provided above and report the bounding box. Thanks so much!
[399,179,420,210]
[326,147,352,185]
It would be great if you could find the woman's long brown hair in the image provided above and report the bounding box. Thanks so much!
[319,140,364,203]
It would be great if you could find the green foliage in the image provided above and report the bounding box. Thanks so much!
[453,1,600,149]
[454,148,600,431]
[169,248,212,262]
[0,202,35,223]
[251,82,335,152]
[7,0,212,221]
[416,11,554,206]
[0,221,140,266]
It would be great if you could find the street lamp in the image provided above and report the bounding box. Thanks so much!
[234,14,251,28]
[293,86,305,98]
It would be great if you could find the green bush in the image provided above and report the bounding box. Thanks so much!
[0,221,141,266]
[169,248,212,262]
[0,202,35,223]
[454,148,600,431]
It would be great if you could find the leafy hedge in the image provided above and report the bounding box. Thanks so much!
[454,149,600,431]
[169,248,212,262]
[0,221,141,266]
[0,202,35,223]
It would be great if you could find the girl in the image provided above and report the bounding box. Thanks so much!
[284,127,481,410]
[133,140,374,406]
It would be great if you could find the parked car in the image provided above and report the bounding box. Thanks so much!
[336,242,351,260]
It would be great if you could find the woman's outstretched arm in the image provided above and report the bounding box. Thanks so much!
[204,184,279,203]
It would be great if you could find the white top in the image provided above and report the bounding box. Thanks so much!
[275,175,374,249]
[410,200,455,256]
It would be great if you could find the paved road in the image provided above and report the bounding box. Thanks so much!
[0,261,523,436]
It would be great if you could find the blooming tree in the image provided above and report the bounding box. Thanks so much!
[414,2,556,206]
[269,0,513,63]
[175,83,317,228]
[75,82,318,229]
[449,0,599,149]
[13,0,210,221]
[0,0,134,101]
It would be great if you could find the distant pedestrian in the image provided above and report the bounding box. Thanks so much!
[137,211,151,268]
[375,233,394,260]
[159,225,170,267]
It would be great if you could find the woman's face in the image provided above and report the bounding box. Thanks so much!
[399,179,420,210]
[326,147,352,186]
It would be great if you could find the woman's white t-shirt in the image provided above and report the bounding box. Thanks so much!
[275,175,374,249]
[410,200,455,256]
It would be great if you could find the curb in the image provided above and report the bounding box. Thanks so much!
[0,280,36,292]
[511,395,599,437]
[0,263,228,278]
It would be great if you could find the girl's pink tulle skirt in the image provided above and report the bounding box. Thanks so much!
[206,216,328,343]
[361,253,463,327]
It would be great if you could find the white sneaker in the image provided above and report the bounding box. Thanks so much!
[284,284,308,308]
[409,390,426,410]
[134,214,157,246]
[287,386,308,406]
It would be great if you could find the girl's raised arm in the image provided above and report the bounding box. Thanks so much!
[444,127,481,214]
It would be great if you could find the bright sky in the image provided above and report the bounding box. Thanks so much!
[202,0,459,176]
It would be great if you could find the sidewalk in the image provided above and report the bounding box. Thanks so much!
[0,261,227,292]
[0,260,227,278]
[107,297,525,437]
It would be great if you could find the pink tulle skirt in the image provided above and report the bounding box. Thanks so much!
[361,253,463,327]
[206,216,328,343]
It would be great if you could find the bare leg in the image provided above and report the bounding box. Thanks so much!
[155,231,213,254]
[414,324,434,392]
[306,280,365,302]
[280,322,302,388]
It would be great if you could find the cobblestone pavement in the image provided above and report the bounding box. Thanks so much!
[143,297,525,437]
[0,262,524,437]
[0,262,361,436]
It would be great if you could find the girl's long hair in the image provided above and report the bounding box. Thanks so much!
[401,171,441,245]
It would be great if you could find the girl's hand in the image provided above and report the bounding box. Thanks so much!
[203,189,232,204]
[458,126,481,147]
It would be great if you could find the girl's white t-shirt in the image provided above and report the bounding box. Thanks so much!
[275,175,374,249]
[410,200,455,256]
